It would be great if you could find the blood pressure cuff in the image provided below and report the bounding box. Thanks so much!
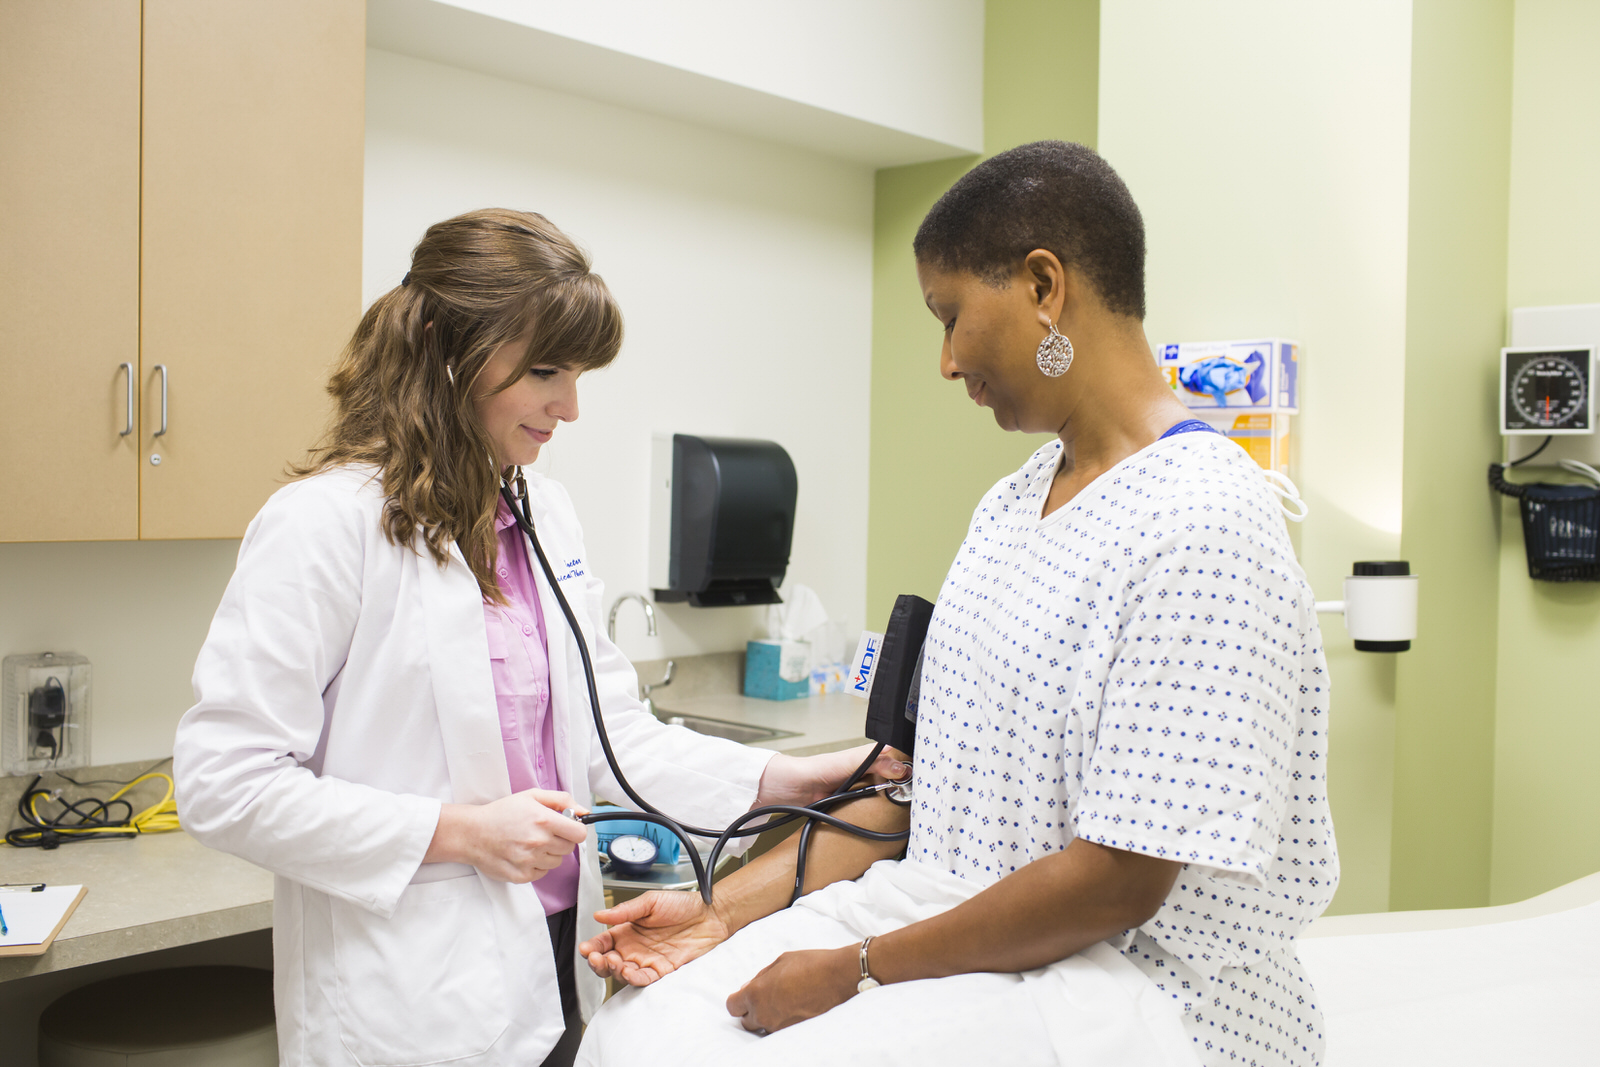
[589,805,682,865]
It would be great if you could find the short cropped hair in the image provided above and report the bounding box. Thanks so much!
[913,141,1146,320]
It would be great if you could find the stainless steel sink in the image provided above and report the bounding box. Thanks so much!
[655,712,800,743]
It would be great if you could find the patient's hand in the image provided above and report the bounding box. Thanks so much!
[582,891,733,986]
[726,945,858,1033]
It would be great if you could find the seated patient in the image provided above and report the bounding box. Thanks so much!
[577,142,1337,1067]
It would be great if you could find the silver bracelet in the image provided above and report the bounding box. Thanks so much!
[856,935,881,992]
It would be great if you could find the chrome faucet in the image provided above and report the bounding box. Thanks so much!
[607,593,673,715]
[640,660,675,718]
[607,592,657,644]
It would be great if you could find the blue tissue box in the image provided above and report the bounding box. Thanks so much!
[744,640,809,701]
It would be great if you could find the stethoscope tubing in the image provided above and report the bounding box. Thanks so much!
[579,809,710,896]
[701,784,907,886]
[500,478,907,904]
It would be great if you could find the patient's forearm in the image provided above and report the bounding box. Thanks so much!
[714,795,909,934]
[719,836,1183,1035]
[867,838,1180,983]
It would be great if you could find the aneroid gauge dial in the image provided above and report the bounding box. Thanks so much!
[1502,347,1595,435]
[605,834,659,877]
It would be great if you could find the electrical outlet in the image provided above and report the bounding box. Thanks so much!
[3,651,91,776]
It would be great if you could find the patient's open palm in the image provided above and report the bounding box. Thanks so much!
[581,891,732,986]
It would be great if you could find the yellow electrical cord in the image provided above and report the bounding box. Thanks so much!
[7,772,181,847]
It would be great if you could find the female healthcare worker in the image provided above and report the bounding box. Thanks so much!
[574,143,1339,1067]
[173,209,899,1067]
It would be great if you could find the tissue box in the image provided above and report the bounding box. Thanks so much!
[744,640,810,701]
[1156,338,1299,411]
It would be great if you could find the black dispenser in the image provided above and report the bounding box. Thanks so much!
[649,434,798,607]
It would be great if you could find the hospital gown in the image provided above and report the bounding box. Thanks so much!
[582,433,1337,1067]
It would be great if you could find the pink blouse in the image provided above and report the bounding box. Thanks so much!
[485,499,580,915]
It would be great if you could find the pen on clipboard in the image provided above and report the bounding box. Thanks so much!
[0,883,46,892]
[1,902,8,936]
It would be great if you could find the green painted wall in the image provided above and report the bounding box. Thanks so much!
[1096,1,1415,917]
[1489,0,1600,905]
[1388,0,1514,911]
[865,0,1099,627]
[983,0,1100,156]
[869,0,1600,913]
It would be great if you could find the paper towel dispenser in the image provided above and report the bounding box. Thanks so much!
[649,433,797,607]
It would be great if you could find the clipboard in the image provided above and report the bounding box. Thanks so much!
[0,885,87,957]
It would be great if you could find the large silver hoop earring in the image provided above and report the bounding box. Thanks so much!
[1036,322,1074,377]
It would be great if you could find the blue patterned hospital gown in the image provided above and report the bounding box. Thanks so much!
[909,433,1338,1067]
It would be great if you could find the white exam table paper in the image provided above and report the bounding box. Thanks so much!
[579,859,1198,1067]
[1300,889,1600,1065]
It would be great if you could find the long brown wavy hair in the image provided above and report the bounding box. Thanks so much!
[296,209,623,600]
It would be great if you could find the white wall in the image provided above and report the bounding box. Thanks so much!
[393,0,984,153]
[0,45,877,771]
[365,48,875,662]
[1098,0,1415,913]
[0,539,238,766]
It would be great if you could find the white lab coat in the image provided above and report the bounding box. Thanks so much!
[174,465,773,1067]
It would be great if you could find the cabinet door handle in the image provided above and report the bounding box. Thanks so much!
[153,364,168,437]
[119,362,134,436]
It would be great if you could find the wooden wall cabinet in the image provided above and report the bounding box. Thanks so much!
[0,0,363,543]
[0,0,142,541]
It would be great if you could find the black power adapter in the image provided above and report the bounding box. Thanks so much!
[28,677,67,759]
[863,594,934,757]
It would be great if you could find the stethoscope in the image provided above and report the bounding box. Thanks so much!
[500,473,910,906]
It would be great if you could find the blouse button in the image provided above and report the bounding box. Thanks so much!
[499,569,509,578]
[523,624,534,636]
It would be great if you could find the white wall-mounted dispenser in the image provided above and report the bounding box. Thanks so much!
[649,433,798,607]
[1315,561,1419,652]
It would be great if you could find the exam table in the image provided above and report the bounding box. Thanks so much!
[1299,870,1600,1065]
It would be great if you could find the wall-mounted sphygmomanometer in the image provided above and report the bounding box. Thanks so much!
[1500,346,1596,435]
[649,434,798,607]
[1490,342,1600,583]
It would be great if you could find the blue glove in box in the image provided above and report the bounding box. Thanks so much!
[744,639,809,700]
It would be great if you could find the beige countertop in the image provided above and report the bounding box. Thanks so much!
[0,830,272,983]
[0,665,867,982]
[657,691,870,757]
